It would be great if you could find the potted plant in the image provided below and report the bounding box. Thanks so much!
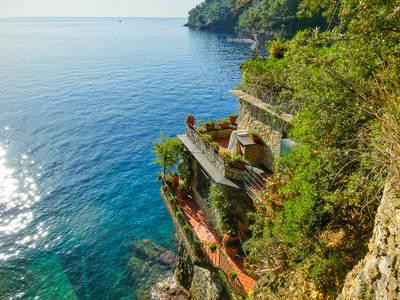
[171,171,179,186]
[193,241,201,255]
[162,184,169,191]
[185,115,195,127]
[183,224,191,234]
[178,183,191,199]
[223,230,241,256]
[157,173,162,180]
[204,119,215,130]
[248,130,259,142]
[228,113,237,125]
[230,155,246,169]
[211,142,220,153]
[228,270,238,280]
[196,126,205,136]
[176,211,183,219]
[170,195,177,204]
[209,242,217,253]
[200,133,213,143]
[218,149,232,163]
[219,118,230,129]
[165,177,173,188]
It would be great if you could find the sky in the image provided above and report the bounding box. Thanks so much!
[0,0,203,18]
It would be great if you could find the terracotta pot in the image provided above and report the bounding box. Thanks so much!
[222,234,240,256]
[250,136,259,142]
[205,125,215,130]
[232,162,245,169]
[179,186,191,199]
[186,116,195,127]
[172,174,179,186]
[220,124,230,129]
[229,117,237,125]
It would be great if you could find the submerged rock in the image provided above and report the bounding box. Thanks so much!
[146,275,190,300]
[127,257,163,287]
[131,239,178,268]
[127,239,179,299]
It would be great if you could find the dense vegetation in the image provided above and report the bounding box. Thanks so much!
[239,0,400,297]
[186,0,238,29]
[187,0,326,34]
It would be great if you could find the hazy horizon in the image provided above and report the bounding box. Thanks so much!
[0,0,202,18]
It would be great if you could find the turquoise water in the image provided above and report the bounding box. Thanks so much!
[0,18,252,299]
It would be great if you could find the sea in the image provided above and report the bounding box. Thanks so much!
[0,17,255,299]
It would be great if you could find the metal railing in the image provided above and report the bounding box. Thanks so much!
[199,242,248,300]
[185,124,226,174]
[244,166,267,204]
[163,186,248,300]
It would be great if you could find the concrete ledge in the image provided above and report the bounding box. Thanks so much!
[178,134,243,189]
[230,90,293,123]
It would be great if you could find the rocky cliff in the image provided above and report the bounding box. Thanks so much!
[338,179,400,299]
[175,241,230,300]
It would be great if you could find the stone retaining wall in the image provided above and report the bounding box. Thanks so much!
[238,97,290,170]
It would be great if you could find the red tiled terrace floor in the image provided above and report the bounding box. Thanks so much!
[172,185,256,294]
[214,137,230,152]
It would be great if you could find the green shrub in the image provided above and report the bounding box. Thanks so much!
[178,183,189,191]
[248,130,259,137]
[231,155,246,164]
[165,177,173,186]
[204,119,215,126]
[228,113,237,118]
[209,242,217,251]
[211,142,220,150]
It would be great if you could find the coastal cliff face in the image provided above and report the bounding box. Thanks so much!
[338,179,400,299]
[250,269,323,300]
[175,241,230,300]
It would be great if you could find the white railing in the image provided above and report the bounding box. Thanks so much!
[244,166,267,204]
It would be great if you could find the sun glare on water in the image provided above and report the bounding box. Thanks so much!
[0,144,46,260]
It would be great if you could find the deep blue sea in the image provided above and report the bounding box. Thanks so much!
[0,17,253,299]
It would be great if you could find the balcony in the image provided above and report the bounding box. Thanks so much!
[182,121,264,183]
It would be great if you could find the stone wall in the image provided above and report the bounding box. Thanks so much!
[175,241,230,300]
[190,159,221,235]
[338,178,400,299]
[238,98,290,170]
[243,143,264,168]
[205,127,236,139]
[250,269,323,300]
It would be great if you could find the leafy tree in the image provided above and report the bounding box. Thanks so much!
[152,132,183,175]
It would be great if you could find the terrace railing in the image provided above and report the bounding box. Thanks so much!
[164,187,248,300]
[244,165,267,204]
[185,124,226,175]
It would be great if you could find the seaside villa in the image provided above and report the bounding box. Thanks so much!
[159,90,296,300]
